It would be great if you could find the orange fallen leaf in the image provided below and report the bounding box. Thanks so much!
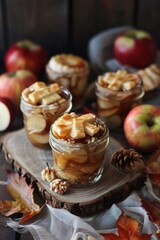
[0,171,45,223]
[101,212,152,240]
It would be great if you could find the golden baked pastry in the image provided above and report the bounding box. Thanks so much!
[52,112,102,141]
[98,70,140,91]
[47,54,88,73]
[22,81,65,105]
[136,64,160,91]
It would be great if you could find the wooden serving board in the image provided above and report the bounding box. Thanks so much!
[1,128,146,217]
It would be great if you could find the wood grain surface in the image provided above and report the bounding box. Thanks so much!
[0,0,160,64]
[1,128,146,217]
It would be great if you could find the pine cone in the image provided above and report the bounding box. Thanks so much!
[110,148,145,173]
[50,179,70,194]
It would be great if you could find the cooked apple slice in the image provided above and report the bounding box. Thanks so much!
[56,154,69,169]
[56,167,82,181]
[27,114,46,133]
[64,148,88,163]
[31,132,49,144]
[0,97,15,131]
[79,161,101,173]
[99,107,119,117]
[98,98,119,109]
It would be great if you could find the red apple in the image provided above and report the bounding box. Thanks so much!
[0,70,38,114]
[124,104,160,154]
[5,40,48,75]
[0,97,16,131]
[114,29,157,68]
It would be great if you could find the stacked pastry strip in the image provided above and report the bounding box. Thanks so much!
[22,82,66,106]
[136,64,160,91]
[52,112,102,141]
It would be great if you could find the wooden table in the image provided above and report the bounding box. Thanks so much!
[0,88,160,240]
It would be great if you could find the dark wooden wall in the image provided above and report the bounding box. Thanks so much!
[0,0,160,66]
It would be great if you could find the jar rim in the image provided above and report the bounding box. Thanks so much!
[20,86,72,111]
[49,118,109,149]
[96,73,144,95]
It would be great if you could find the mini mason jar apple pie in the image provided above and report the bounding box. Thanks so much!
[49,112,109,186]
[20,81,72,148]
[46,54,89,109]
[96,70,144,129]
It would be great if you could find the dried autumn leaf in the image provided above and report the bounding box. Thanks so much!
[141,199,160,229]
[0,171,45,223]
[149,174,160,187]
[101,212,151,240]
[0,200,21,216]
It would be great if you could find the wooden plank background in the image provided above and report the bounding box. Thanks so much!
[137,0,160,41]
[0,0,160,66]
[72,0,135,57]
[0,0,5,65]
[4,0,68,55]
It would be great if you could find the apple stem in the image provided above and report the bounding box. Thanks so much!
[17,41,35,50]
[46,162,50,169]
[20,45,30,50]
[126,32,136,39]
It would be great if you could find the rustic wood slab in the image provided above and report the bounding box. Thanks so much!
[1,128,146,217]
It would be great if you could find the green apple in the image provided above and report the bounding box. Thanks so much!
[124,104,160,154]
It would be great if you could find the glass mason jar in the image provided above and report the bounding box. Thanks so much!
[96,71,145,130]
[49,116,109,187]
[46,54,89,110]
[20,87,72,149]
